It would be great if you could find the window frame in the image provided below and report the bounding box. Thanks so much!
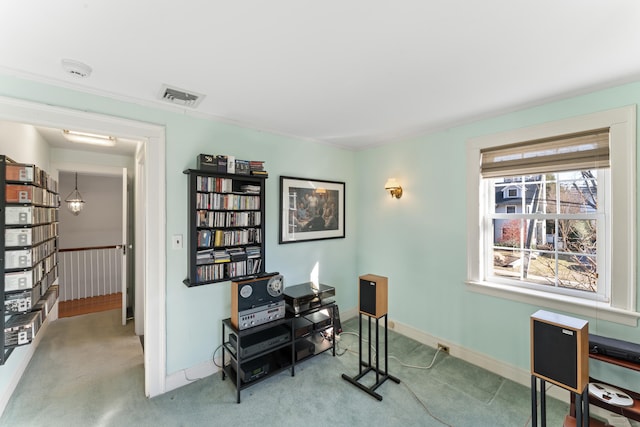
[466,105,638,326]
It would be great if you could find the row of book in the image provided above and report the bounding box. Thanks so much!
[5,239,57,270]
[6,163,59,193]
[5,206,58,226]
[195,258,262,283]
[4,285,58,348]
[196,245,261,264]
[195,193,260,211]
[197,228,261,248]
[5,263,58,293]
[196,176,233,193]
[5,223,58,247]
[196,154,267,177]
[197,210,261,228]
[6,184,59,207]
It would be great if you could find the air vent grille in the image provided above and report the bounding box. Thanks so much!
[159,85,205,108]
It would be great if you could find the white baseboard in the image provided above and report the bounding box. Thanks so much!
[386,316,572,401]
[165,358,220,393]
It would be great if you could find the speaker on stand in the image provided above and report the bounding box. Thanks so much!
[341,274,400,400]
[530,310,589,427]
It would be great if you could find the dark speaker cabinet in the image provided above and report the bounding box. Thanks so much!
[530,310,589,394]
[359,274,388,319]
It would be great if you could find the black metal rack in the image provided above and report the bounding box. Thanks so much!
[221,317,294,403]
[221,300,336,403]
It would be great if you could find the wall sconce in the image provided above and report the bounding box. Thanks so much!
[384,178,403,199]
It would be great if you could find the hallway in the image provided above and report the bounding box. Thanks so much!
[58,293,122,318]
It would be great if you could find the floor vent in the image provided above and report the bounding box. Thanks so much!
[159,84,205,108]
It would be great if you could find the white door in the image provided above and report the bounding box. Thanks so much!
[121,167,128,326]
[134,153,145,336]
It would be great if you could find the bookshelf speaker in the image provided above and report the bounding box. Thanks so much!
[530,310,589,394]
[359,274,388,318]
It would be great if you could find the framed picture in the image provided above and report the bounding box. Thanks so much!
[279,176,345,244]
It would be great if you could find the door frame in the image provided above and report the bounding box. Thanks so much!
[0,95,167,397]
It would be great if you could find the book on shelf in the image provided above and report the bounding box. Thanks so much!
[196,154,218,171]
[213,250,230,263]
[196,249,214,265]
[216,155,228,173]
[240,184,261,194]
[227,247,247,262]
[197,229,212,247]
[245,246,261,258]
[227,155,236,174]
[249,160,265,171]
[235,159,250,175]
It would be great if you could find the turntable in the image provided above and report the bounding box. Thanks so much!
[284,282,335,314]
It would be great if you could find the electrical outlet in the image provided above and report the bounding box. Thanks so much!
[388,320,395,329]
[437,343,449,354]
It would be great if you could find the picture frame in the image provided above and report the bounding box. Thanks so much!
[279,176,345,244]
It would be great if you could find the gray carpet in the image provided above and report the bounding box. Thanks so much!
[0,310,573,427]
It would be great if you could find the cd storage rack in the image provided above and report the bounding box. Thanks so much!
[0,155,60,364]
[183,169,267,287]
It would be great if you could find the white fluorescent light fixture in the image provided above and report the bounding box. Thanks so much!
[62,130,116,147]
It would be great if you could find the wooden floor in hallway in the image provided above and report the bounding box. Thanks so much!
[58,292,122,318]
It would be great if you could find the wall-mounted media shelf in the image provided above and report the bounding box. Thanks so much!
[183,169,267,287]
[0,155,60,364]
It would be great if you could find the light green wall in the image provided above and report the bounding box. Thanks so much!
[0,73,638,390]
[356,81,640,389]
[0,74,358,374]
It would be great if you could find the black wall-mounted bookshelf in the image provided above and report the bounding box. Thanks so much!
[0,155,60,364]
[183,169,267,287]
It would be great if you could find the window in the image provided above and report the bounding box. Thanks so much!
[466,106,638,325]
[489,171,604,300]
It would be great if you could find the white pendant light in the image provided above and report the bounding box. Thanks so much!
[65,172,85,215]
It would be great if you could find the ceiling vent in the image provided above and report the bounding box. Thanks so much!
[159,84,205,108]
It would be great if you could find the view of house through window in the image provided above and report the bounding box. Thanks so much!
[467,106,636,323]
[488,170,602,297]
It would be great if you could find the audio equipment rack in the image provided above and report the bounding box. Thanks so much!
[568,350,640,425]
[221,292,336,403]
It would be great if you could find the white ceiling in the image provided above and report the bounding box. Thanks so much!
[1,1,640,150]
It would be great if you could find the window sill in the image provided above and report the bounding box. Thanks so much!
[465,280,640,326]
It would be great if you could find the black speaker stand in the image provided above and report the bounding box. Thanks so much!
[531,375,589,427]
[341,313,400,400]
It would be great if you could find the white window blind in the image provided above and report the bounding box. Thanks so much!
[480,128,610,178]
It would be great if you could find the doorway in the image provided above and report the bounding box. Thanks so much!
[0,96,167,398]
[56,170,130,322]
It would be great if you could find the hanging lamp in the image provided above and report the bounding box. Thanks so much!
[65,172,85,215]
